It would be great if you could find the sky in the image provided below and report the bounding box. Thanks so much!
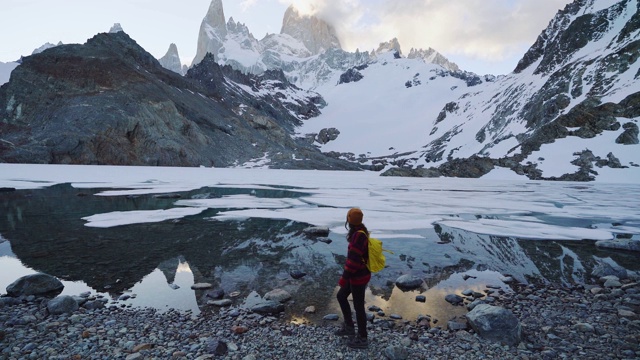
[1,0,573,75]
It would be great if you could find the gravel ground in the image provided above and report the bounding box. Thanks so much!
[1,275,639,360]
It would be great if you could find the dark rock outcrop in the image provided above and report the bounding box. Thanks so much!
[316,128,340,144]
[6,273,64,297]
[0,31,358,170]
[338,68,364,84]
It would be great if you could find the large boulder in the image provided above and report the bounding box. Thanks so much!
[250,300,285,314]
[264,289,292,303]
[6,273,64,297]
[591,262,628,279]
[395,275,423,290]
[47,295,79,315]
[465,304,522,346]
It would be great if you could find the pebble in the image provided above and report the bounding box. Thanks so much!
[1,277,639,359]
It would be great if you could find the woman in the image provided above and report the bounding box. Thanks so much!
[335,207,370,349]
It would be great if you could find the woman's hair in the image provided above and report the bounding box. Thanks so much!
[345,221,368,241]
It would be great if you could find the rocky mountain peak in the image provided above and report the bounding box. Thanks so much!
[280,5,342,55]
[158,43,184,75]
[376,38,402,56]
[227,17,253,38]
[193,0,228,65]
[109,23,124,33]
[31,41,63,55]
[407,47,460,72]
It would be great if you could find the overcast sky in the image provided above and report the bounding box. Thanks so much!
[1,0,573,75]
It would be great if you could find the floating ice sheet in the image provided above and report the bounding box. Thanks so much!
[1,164,639,240]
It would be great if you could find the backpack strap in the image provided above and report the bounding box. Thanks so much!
[356,230,369,265]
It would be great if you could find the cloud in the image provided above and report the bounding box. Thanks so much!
[281,0,572,62]
[240,0,259,11]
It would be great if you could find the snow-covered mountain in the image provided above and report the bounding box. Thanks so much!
[399,0,640,181]
[191,0,460,90]
[299,0,640,181]
[2,0,636,181]
[280,5,341,55]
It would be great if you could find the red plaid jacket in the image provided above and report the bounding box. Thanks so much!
[341,225,371,286]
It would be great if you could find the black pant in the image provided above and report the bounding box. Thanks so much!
[336,282,367,338]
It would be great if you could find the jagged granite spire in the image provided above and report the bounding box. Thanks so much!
[375,38,402,55]
[280,5,341,54]
[193,0,227,65]
[407,47,460,72]
[158,43,184,75]
[109,23,124,33]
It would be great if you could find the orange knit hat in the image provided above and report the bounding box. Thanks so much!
[346,208,364,225]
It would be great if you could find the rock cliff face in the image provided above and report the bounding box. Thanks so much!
[407,47,460,72]
[280,5,342,54]
[0,31,358,170]
[189,0,463,91]
[193,0,228,66]
[158,43,185,75]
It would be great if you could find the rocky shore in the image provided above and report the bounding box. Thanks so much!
[1,272,639,360]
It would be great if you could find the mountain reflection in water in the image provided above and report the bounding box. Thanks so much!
[1,182,638,324]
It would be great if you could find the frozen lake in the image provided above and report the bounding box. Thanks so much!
[1,164,639,324]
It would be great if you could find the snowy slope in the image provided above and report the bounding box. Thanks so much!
[297,52,471,157]
[293,0,639,181]
[408,0,640,180]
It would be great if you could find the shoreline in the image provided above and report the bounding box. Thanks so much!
[2,274,639,359]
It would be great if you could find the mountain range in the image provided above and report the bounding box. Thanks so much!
[0,0,638,181]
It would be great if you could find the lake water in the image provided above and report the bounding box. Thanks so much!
[0,165,639,326]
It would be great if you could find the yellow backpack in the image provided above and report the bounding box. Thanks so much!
[358,230,393,273]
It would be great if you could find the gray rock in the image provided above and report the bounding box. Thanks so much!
[574,323,595,333]
[317,128,340,144]
[415,295,426,303]
[191,283,213,290]
[447,321,468,331]
[6,273,64,297]
[83,300,105,310]
[467,299,486,311]
[289,270,307,279]
[302,226,330,237]
[47,295,79,315]
[465,304,522,346]
[264,289,291,303]
[445,294,464,305]
[206,339,228,356]
[595,239,640,252]
[250,300,284,314]
[204,289,225,300]
[383,345,409,360]
[395,275,423,290]
[603,278,622,288]
[0,297,22,306]
[208,299,232,307]
[323,314,339,321]
[591,262,628,279]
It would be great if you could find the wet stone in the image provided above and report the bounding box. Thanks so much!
[445,294,464,305]
[323,314,339,321]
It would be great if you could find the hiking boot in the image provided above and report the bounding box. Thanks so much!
[334,325,355,336]
[347,335,368,349]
